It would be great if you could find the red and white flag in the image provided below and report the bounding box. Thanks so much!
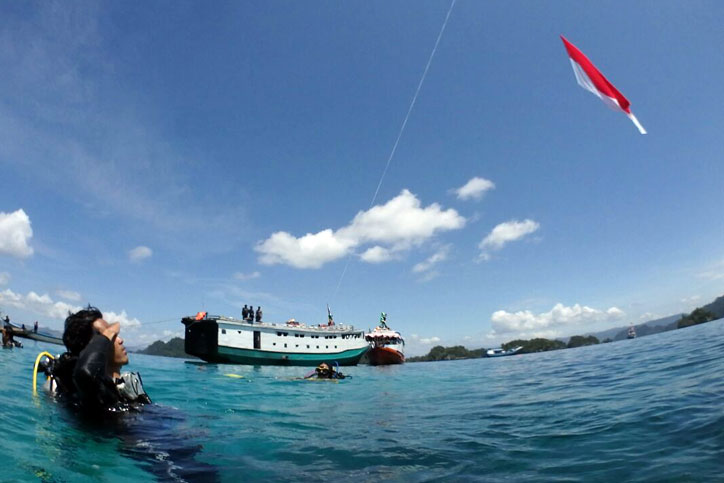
[561,35,646,134]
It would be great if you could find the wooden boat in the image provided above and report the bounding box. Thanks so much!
[8,323,64,346]
[365,326,405,365]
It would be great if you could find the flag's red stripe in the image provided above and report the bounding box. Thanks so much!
[560,35,631,113]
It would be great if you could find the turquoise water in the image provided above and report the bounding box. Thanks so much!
[2,320,723,482]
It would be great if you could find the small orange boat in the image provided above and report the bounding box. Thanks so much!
[365,326,405,366]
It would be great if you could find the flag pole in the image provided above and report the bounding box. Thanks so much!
[627,112,646,134]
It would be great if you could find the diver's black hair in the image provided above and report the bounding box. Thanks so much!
[63,305,103,356]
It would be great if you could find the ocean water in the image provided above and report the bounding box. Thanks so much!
[1,320,723,482]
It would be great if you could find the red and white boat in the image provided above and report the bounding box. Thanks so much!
[365,326,405,365]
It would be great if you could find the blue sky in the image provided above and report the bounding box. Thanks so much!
[1,1,723,355]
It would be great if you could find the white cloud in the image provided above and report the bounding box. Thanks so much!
[56,289,82,302]
[697,260,724,281]
[256,190,465,269]
[0,272,9,285]
[419,336,440,344]
[162,329,182,339]
[410,334,441,345]
[680,295,701,305]
[129,245,152,262]
[479,219,539,260]
[0,287,141,329]
[413,245,450,273]
[233,271,261,281]
[0,288,80,320]
[488,303,625,340]
[454,177,495,201]
[0,209,33,258]
[101,309,141,329]
[256,229,354,269]
[360,246,393,263]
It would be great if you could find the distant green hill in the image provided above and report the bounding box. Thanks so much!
[138,337,195,359]
[409,293,724,363]
[407,345,485,362]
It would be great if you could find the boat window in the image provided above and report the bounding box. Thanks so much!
[326,346,328,349]
[273,342,276,346]
[334,346,337,349]
[221,329,226,334]
[306,345,310,349]
[284,343,287,348]
[316,345,319,349]
[237,331,241,334]
[296,344,299,348]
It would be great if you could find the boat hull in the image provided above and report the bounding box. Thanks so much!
[367,346,405,366]
[213,345,369,366]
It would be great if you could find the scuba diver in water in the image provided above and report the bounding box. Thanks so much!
[36,306,220,481]
[44,306,150,412]
[305,362,347,380]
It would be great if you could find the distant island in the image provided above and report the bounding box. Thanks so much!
[137,337,196,359]
[408,294,723,363]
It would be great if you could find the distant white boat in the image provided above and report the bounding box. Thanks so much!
[627,325,637,339]
[486,346,523,358]
[182,313,369,366]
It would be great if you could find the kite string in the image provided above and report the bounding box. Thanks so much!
[369,0,457,209]
[333,0,457,298]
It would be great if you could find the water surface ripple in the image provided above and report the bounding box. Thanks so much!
[1,319,722,481]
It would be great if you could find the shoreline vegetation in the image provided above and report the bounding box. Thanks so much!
[407,294,723,363]
[137,295,723,361]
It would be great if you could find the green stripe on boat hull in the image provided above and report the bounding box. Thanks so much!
[210,346,369,366]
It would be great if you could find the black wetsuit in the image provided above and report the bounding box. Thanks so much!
[52,335,219,481]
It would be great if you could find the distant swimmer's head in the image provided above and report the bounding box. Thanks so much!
[63,306,103,355]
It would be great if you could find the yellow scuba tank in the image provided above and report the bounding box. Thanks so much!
[32,352,55,396]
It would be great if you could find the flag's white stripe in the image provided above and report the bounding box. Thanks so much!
[569,59,624,113]
[570,59,599,97]
[627,113,647,134]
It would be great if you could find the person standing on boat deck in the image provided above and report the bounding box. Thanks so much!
[379,312,388,329]
[242,305,249,321]
[34,321,38,333]
[255,306,262,323]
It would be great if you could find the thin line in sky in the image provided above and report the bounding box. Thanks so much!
[333,0,457,299]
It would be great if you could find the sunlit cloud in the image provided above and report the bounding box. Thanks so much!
[478,219,539,261]
[454,176,495,201]
[129,245,152,263]
[413,245,450,273]
[0,287,141,328]
[488,302,625,340]
[0,209,33,259]
[256,190,465,269]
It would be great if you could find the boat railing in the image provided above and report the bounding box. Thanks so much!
[208,315,356,332]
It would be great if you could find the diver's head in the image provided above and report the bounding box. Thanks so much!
[93,318,129,369]
[63,306,103,355]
